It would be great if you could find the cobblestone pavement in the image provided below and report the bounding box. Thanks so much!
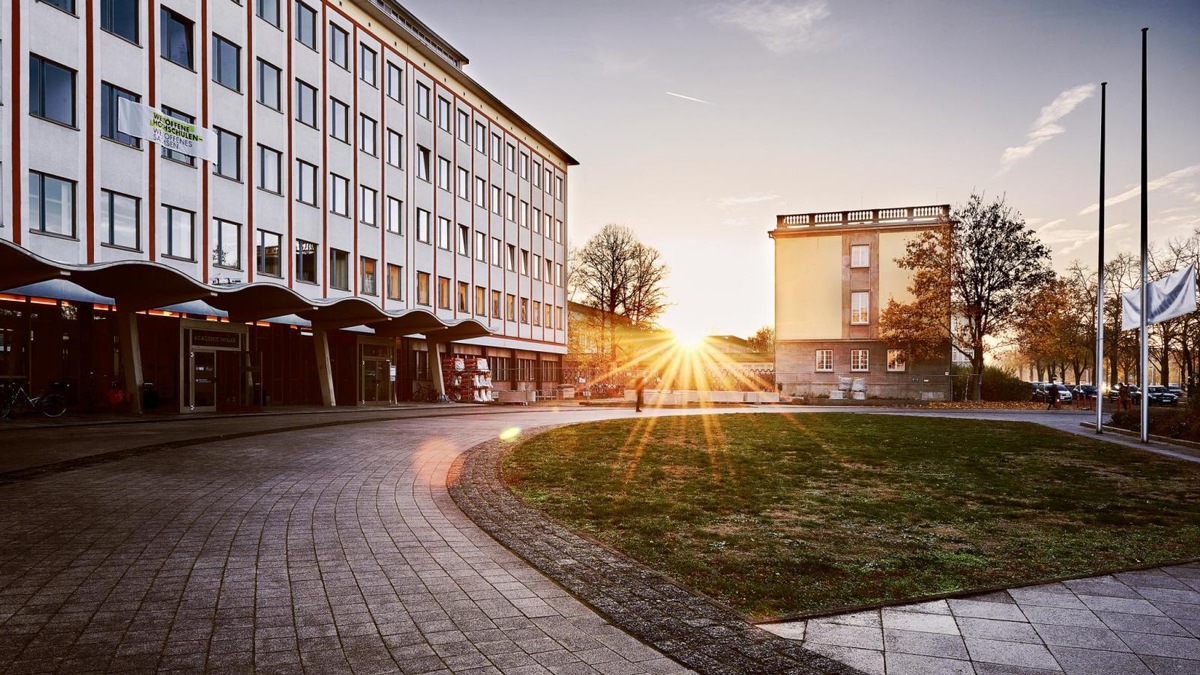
[761,564,1200,674]
[0,409,722,674]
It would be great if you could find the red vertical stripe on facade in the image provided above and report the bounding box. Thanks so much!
[246,0,255,282]
[320,4,328,295]
[200,0,210,283]
[147,3,157,262]
[10,0,20,244]
[286,0,294,288]
[85,1,96,262]
[351,25,358,295]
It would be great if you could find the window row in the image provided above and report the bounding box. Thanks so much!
[814,349,906,373]
[412,273,565,328]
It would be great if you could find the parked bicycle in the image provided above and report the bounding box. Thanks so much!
[1,382,67,419]
[410,382,441,403]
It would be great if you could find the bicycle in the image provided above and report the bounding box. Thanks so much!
[1,382,67,419]
[411,382,441,403]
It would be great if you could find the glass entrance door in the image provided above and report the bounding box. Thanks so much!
[362,358,392,404]
[192,350,217,412]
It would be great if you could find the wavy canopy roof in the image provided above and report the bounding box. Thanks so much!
[0,240,490,340]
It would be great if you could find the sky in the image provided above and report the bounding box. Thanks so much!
[406,0,1200,339]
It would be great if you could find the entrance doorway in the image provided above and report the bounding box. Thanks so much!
[360,342,394,405]
[190,350,217,412]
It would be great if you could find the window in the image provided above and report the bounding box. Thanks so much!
[258,145,282,193]
[295,240,317,283]
[437,277,451,310]
[544,168,553,193]
[361,257,377,295]
[29,171,75,238]
[256,230,282,277]
[456,167,469,200]
[100,83,139,147]
[456,110,470,142]
[256,0,279,26]
[101,189,139,249]
[474,232,485,262]
[520,298,529,324]
[296,159,318,205]
[555,263,563,287]
[437,97,451,132]
[360,115,377,155]
[555,176,564,200]
[519,201,529,228]
[520,250,529,276]
[360,186,377,226]
[329,24,348,69]
[851,349,869,372]
[474,122,486,153]
[530,209,541,234]
[29,55,76,127]
[329,248,349,289]
[475,286,486,316]
[505,193,516,222]
[851,244,870,268]
[519,153,529,179]
[490,134,502,162]
[491,238,501,267]
[533,254,541,280]
[437,217,450,250]
[544,303,553,329]
[214,128,241,180]
[40,0,74,14]
[213,219,241,269]
[457,282,469,312]
[101,0,139,43]
[533,301,542,326]
[505,245,516,272]
[164,205,194,259]
[386,264,402,300]
[505,143,515,171]
[887,349,907,372]
[386,62,403,102]
[555,219,564,243]
[295,1,316,49]
[491,290,502,319]
[415,82,430,119]
[212,36,240,91]
[386,197,402,234]
[415,208,430,244]
[160,8,194,69]
[161,108,195,165]
[815,350,833,372]
[296,80,317,127]
[330,99,348,141]
[359,44,376,86]
[474,177,486,208]
[533,161,541,188]
[544,258,553,283]
[850,291,869,325]
[436,157,450,191]
[257,59,281,109]
[416,272,430,305]
[506,294,516,322]
[330,174,349,216]
[491,186,501,215]
[415,146,430,181]
[386,129,402,168]
[457,224,469,256]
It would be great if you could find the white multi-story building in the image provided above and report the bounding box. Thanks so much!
[0,0,575,412]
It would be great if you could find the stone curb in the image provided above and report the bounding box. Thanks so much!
[446,426,864,675]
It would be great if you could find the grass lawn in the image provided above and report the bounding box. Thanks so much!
[502,413,1200,622]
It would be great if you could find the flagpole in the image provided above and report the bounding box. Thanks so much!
[1139,27,1150,443]
[1096,82,1106,434]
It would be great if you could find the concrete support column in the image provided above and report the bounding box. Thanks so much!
[116,309,144,415]
[430,341,447,402]
[314,326,336,407]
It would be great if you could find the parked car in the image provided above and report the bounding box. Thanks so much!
[1168,384,1184,399]
[1048,384,1073,404]
[1109,384,1141,402]
[1147,385,1180,406]
[1073,385,1098,402]
[1030,382,1046,402]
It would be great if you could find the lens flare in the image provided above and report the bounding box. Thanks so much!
[499,427,522,442]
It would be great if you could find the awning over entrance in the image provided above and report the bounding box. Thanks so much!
[0,240,492,339]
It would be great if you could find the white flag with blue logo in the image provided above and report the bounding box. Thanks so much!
[1121,266,1198,331]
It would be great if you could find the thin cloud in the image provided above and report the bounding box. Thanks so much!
[999,84,1096,174]
[718,194,779,209]
[665,91,713,105]
[1079,164,1200,215]
[707,0,831,55]
[1036,218,1066,233]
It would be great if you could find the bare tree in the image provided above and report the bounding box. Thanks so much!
[748,326,776,356]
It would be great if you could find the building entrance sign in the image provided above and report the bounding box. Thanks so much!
[191,330,242,350]
[118,99,216,162]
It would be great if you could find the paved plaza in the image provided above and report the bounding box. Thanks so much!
[0,405,1197,673]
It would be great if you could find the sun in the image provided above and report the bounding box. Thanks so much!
[671,327,708,350]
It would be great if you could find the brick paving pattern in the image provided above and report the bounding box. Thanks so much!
[0,412,697,674]
[761,565,1200,674]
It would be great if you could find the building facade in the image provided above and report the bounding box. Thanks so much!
[0,0,574,412]
[770,205,953,400]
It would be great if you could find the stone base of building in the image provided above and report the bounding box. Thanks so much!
[775,339,951,401]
